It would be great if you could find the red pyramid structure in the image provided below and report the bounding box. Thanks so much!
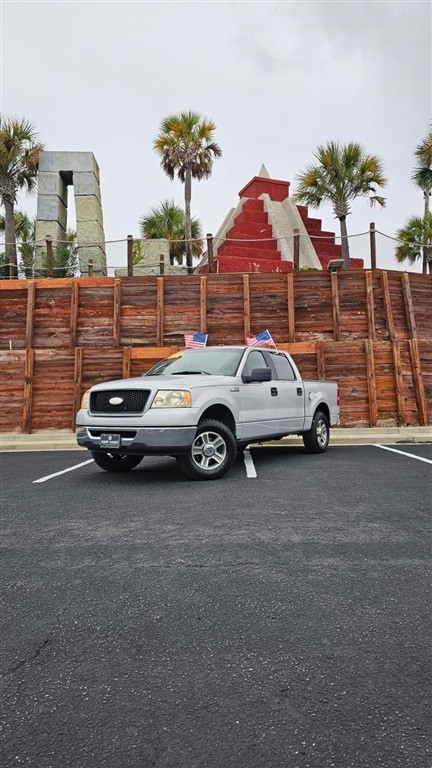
[197,166,364,273]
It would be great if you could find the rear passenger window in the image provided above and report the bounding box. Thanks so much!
[269,353,296,381]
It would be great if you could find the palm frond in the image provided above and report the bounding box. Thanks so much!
[153,110,222,183]
[294,140,386,219]
[395,213,432,264]
[139,199,203,264]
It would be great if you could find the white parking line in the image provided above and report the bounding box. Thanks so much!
[243,448,257,478]
[374,445,432,465]
[33,459,94,484]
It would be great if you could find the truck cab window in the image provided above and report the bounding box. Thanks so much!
[242,350,269,377]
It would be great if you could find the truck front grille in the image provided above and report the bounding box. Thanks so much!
[90,389,150,414]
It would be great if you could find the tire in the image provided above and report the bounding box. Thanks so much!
[91,451,143,472]
[177,419,237,480]
[302,410,330,454]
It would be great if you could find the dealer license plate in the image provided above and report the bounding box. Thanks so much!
[100,433,121,449]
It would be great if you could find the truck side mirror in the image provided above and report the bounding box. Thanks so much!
[242,367,272,383]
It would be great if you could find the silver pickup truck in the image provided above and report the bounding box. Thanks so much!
[76,345,339,480]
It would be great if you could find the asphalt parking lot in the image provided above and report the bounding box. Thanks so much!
[1,444,431,768]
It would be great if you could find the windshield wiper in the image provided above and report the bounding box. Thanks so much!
[171,370,211,375]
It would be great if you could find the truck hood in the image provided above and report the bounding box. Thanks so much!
[91,374,237,391]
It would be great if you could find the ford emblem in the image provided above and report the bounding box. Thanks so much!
[109,396,124,405]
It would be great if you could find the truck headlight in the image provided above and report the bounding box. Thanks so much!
[81,390,91,409]
[151,390,192,408]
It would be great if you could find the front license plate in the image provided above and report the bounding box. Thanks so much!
[100,433,121,449]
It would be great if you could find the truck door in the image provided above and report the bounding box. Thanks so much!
[238,349,281,440]
[264,351,305,432]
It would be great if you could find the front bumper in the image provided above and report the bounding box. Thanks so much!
[76,426,196,455]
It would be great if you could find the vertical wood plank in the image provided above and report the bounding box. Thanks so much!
[200,276,207,334]
[122,347,131,378]
[408,339,429,425]
[156,277,164,346]
[331,271,340,341]
[70,280,79,348]
[113,278,121,346]
[287,273,295,343]
[243,275,251,341]
[391,340,406,425]
[365,339,378,426]
[316,341,326,380]
[25,281,35,348]
[72,347,83,429]
[381,271,395,340]
[365,271,376,340]
[22,347,34,433]
[401,272,418,339]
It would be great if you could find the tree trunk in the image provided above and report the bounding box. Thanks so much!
[339,216,350,269]
[422,189,430,275]
[184,167,193,274]
[4,198,18,278]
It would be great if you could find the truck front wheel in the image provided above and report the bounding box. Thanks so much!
[177,419,237,480]
[91,452,144,472]
[302,410,330,453]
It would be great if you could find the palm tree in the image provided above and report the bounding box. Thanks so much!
[0,117,44,277]
[0,210,35,277]
[153,111,221,272]
[412,126,432,273]
[52,229,79,277]
[395,214,432,274]
[0,212,78,277]
[139,200,203,265]
[294,141,387,269]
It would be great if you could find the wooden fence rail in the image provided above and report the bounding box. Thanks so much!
[0,270,431,432]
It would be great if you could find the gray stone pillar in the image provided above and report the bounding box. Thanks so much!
[34,169,68,276]
[35,151,107,276]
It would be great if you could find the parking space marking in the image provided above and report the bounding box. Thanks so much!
[374,444,432,465]
[243,448,257,478]
[33,459,94,484]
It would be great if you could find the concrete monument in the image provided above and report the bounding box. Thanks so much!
[114,239,189,276]
[35,151,107,275]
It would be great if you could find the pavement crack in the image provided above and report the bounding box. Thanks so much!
[2,633,55,678]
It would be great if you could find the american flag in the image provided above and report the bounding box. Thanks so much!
[184,332,208,349]
[246,329,276,348]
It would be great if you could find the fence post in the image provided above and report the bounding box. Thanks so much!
[127,235,133,277]
[206,233,214,273]
[45,236,53,278]
[293,229,300,272]
[159,254,165,275]
[88,259,94,277]
[369,222,377,269]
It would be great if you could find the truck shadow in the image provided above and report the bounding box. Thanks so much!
[83,453,249,486]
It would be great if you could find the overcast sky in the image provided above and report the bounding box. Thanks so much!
[2,0,431,273]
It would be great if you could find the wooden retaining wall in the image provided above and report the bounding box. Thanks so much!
[0,270,431,432]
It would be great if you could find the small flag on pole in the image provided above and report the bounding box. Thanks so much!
[184,332,208,349]
[246,329,276,348]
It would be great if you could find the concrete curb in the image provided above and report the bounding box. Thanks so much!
[1,427,431,452]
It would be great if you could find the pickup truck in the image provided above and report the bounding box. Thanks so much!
[76,345,339,480]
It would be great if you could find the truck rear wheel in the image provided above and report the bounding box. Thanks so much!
[91,452,143,472]
[302,410,330,453]
[177,419,237,480]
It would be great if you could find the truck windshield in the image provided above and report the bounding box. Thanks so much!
[144,348,245,377]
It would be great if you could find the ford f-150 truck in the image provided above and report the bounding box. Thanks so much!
[76,345,339,480]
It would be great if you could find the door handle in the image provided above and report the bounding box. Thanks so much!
[271,387,278,396]
[297,387,303,396]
